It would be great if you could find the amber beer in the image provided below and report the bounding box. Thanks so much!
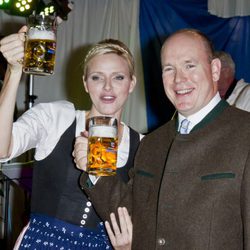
[24,33,56,75]
[87,117,118,176]
[23,15,57,76]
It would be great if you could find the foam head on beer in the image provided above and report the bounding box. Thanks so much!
[28,28,56,41]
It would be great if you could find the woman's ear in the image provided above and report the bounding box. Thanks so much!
[83,75,89,93]
[211,58,221,82]
[129,75,137,93]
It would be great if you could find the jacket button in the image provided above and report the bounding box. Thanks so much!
[157,238,166,246]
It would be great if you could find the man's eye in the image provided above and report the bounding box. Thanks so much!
[163,67,173,73]
[186,64,195,69]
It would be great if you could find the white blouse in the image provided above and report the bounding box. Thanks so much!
[4,100,134,168]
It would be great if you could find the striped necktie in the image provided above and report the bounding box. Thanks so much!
[179,119,190,134]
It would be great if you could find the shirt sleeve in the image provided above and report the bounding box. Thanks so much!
[2,100,76,162]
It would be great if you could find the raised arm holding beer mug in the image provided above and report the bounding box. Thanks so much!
[0,21,141,249]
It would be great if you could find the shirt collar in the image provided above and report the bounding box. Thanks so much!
[178,92,221,132]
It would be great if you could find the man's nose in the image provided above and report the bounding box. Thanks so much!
[174,69,186,83]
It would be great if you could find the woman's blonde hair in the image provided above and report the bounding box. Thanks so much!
[83,39,135,81]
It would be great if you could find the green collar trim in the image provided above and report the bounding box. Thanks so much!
[192,100,229,132]
[174,100,229,132]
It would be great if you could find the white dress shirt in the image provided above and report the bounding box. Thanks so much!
[178,92,221,133]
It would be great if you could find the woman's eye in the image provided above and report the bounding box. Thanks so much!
[91,75,100,81]
[89,74,104,81]
[114,75,125,80]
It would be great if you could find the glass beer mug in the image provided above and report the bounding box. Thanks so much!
[23,14,57,76]
[87,116,118,176]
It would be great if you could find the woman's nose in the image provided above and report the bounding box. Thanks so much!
[103,78,112,90]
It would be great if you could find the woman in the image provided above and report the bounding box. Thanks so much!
[0,26,140,249]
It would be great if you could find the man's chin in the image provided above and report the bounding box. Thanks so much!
[176,105,194,117]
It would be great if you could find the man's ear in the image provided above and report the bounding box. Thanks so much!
[83,75,89,93]
[211,58,221,82]
[129,75,137,93]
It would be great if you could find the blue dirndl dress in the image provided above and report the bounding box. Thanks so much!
[18,120,112,249]
[19,213,111,249]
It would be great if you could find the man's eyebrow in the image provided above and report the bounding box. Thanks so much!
[184,59,195,63]
[162,63,173,67]
[184,59,197,63]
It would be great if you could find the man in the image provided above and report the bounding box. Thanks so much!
[215,50,250,111]
[76,29,250,249]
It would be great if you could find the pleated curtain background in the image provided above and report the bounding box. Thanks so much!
[0,0,148,133]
